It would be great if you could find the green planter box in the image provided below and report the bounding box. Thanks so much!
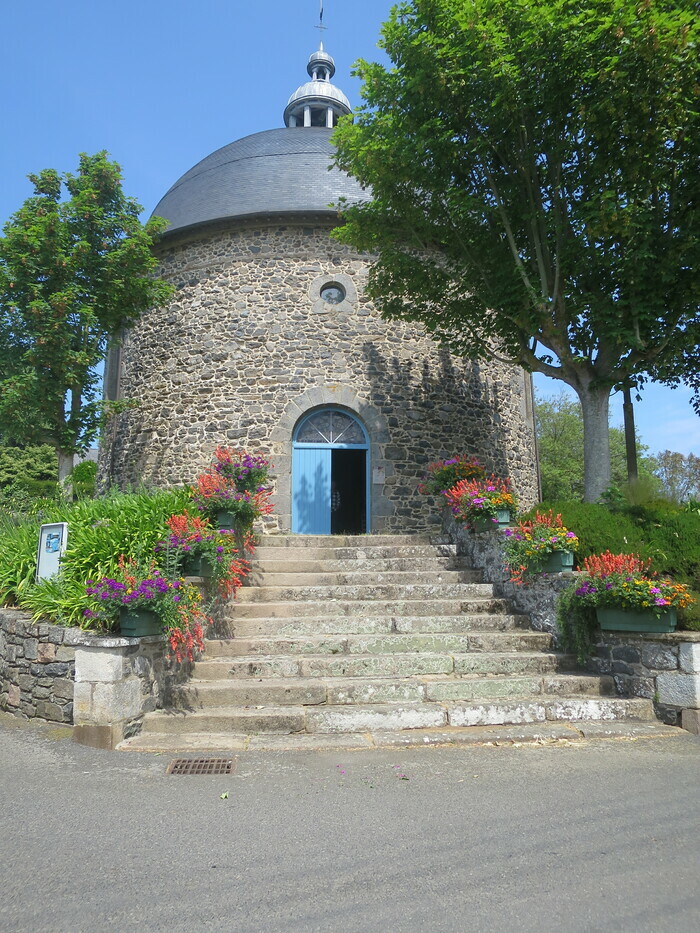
[596,607,678,633]
[471,509,512,533]
[216,510,235,530]
[183,554,214,578]
[119,608,162,638]
[541,550,575,573]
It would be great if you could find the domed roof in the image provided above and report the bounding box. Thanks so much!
[286,80,350,112]
[308,48,335,78]
[152,127,366,237]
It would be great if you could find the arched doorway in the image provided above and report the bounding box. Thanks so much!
[292,408,370,535]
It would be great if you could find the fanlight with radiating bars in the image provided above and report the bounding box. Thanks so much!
[295,410,367,446]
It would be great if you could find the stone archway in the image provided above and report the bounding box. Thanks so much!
[270,384,393,533]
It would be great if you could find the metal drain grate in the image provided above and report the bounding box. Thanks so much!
[167,757,235,776]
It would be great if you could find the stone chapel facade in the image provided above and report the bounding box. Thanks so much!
[99,44,539,535]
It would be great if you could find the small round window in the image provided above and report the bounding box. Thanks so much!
[320,282,346,305]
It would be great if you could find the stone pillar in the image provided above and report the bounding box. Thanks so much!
[326,107,334,128]
[72,636,168,750]
[304,105,311,127]
[289,114,297,127]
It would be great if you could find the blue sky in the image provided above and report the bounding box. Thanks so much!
[1,0,696,457]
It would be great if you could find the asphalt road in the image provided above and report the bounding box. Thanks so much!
[1,713,699,933]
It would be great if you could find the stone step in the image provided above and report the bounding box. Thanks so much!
[255,535,432,548]
[194,649,569,681]
[224,613,529,638]
[119,720,680,753]
[173,674,614,709]
[244,569,483,587]
[204,631,553,658]
[137,696,654,736]
[252,545,456,561]
[235,582,494,603]
[227,597,512,619]
[251,557,463,574]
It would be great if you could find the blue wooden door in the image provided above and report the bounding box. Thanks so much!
[292,447,331,534]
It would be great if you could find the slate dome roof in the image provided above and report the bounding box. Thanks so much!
[152,127,365,237]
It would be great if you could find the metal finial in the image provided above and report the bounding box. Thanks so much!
[315,1,327,46]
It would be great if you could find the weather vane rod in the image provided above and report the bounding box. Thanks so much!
[315,1,328,44]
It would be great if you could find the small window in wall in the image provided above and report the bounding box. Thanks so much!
[320,282,346,305]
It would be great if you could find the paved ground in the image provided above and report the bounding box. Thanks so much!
[1,712,699,933]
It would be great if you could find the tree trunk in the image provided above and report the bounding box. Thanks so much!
[57,450,74,499]
[622,387,638,483]
[576,384,611,502]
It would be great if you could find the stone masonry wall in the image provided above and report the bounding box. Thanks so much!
[100,220,539,533]
[1,609,75,723]
[586,634,700,732]
[1,608,189,748]
[443,512,569,636]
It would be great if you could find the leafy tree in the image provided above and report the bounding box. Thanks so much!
[0,442,58,500]
[535,391,659,501]
[0,152,173,484]
[653,450,700,503]
[333,0,700,501]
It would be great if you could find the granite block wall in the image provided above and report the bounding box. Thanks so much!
[100,220,539,534]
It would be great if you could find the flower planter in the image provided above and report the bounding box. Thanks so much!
[596,607,678,633]
[540,550,575,573]
[215,510,236,530]
[471,509,512,533]
[119,607,162,638]
[182,554,214,578]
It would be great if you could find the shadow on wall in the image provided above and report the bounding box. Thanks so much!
[360,340,513,481]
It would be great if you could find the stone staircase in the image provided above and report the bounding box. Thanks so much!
[119,535,660,752]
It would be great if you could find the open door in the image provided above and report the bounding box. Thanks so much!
[292,446,331,534]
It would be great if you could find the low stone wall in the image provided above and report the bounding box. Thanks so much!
[1,608,188,749]
[442,515,700,734]
[442,514,569,635]
[587,633,700,733]
[1,609,76,722]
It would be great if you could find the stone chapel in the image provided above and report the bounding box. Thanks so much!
[99,41,539,535]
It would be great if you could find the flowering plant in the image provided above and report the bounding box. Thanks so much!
[419,455,486,497]
[567,551,694,614]
[156,510,250,596]
[84,556,207,662]
[444,475,518,523]
[558,551,695,663]
[502,510,579,582]
[192,447,273,530]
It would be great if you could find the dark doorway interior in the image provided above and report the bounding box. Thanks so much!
[331,449,366,534]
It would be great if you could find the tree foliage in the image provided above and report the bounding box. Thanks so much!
[0,442,57,500]
[332,0,700,501]
[653,449,700,502]
[0,152,173,482]
[535,390,658,501]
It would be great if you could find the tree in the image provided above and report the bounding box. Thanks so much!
[0,152,173,484]
[535,390,658,501]
[332,0,700,501]
[0,441,57,500]
[653,450,700,503]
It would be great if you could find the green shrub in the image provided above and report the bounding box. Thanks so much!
[71,460,97,499]
[526,501,700,586]
[528,500,700,636]
[0,487,191,628]
[521,502,648,562]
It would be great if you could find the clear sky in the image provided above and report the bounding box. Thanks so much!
[1,0,697,457]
